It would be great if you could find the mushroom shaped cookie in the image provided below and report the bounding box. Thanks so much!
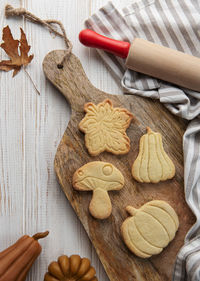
[121,200,179,258]
[73,161,124,219]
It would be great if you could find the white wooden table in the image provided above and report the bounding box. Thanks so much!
[0,0,133,280]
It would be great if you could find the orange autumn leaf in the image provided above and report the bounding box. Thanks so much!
[0,25,34,77]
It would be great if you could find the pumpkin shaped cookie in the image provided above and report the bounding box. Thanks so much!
[121,200,179,258]
[132,127,175,183]
[44,255,98,281]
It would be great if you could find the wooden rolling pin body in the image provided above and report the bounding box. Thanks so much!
[79,29,200,92]
[126,38,200,91]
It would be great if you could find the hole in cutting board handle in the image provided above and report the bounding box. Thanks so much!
[57,64,63,69]
[43,50,112,110]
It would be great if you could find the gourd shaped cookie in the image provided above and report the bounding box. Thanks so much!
[132,127,175,183]
[121,200,179,258]
[79,99,133,156]
[73,161,124,219]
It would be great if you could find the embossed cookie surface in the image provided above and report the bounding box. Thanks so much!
[79,99,133,156]
[73,161,124,219]
[121,200,179,258]
[132,127,175,183]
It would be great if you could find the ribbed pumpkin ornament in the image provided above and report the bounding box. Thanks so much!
[121,200,179,258]
[0,231,49,281]
[44,255,98,281]
[132,127,175,183]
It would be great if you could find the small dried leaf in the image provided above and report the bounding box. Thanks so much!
[0,25,34,76]
[1,26,19,59]
[19,28,34,65]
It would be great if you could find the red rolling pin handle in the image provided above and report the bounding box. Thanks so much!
[79,29,130,59]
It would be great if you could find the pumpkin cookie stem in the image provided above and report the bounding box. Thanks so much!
[32,231,49,240]
[146,127,153,134]
[126,206,138,216]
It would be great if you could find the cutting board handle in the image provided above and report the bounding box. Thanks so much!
[43,50,94,111]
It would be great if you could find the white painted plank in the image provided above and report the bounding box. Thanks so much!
[0,0,25,246]
[87,0,122,97]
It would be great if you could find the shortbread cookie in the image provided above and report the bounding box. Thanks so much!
[73,161,124,219]
[121,200,179,258]
[132,127,175,183]
[79,99,133,156]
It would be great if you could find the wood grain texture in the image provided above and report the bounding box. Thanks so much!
[43,49,195,281]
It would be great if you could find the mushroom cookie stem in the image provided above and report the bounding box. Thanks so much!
[89,188,112,219]
[72,161,124,219]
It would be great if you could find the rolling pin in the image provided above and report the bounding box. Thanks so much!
[79,29,200,92]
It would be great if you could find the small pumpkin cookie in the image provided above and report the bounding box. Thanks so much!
[121,200,179,258]
[44,255,98,281]
[132,127,175,183]
[73,161,124,219]
[79,99,133,156]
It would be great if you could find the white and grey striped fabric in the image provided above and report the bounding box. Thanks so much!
[86,1,200,280]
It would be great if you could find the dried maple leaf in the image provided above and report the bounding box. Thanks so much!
[79,99,133,156]
[0,25,33,77]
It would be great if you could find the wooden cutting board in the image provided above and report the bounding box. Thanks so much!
[43,50,195,281]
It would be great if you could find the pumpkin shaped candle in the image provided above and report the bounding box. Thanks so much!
[44,255,98,281]
[0,231,49,281]
[132,127,175,183]
[121,200,179,258]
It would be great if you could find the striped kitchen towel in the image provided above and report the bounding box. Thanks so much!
[86,1,200,280]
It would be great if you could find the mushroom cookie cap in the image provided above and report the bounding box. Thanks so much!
[121,200,179,258]
[73,161,124,191]
[73,161,124,219]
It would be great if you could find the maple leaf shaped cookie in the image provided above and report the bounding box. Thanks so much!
[0,26,33,77]
[79,99,133,156]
